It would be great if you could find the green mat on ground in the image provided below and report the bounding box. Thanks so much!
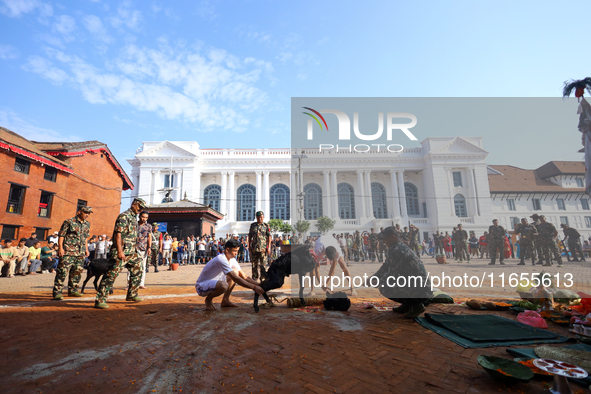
[425,313,559,342]
[507,344,591,386]
[415,313,572,349]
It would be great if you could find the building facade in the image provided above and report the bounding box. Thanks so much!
[488,161,591,240]
[0,127,133,241]
[128,137,496,239]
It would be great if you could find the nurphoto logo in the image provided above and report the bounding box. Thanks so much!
[302,107,418,153]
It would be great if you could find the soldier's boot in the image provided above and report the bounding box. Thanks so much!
[403,303,426,319]
[392,303,411,314]
[542,260,552,266]
[68,291,83,297]
[518,258,525,266]
[94,302,109,309]
[126,296,143,302]
[52,294,63,301]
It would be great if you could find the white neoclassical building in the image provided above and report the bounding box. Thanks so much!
[128,137,499,239]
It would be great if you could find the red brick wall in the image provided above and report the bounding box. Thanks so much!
[0,150,125,244]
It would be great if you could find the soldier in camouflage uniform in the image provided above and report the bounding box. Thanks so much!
[368,228,379,262]
[452,224,470,263]
[401,227,410,245]
[149,222,162,272]
[562,224,586,262]
[377,227,388,262]
[531,214,543,265]
[52,206,92,300]
[95,198,146,309]
[408,224,420,257]
[516,218,537,266]
[248,211,271,281]
[537,215,562,267]
[354,230,363,262]
[488,219,506,265]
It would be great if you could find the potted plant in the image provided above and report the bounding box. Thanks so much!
[171,262,180,271]
[435,253,447,264]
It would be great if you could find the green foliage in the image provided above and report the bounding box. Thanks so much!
[268,219,285,235]
[315,216,336,234]
[281,222,293,234]
[294,220,311,235]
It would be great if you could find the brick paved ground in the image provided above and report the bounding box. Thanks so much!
[0,257,589,393]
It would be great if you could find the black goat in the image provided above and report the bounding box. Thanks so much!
[254,247,317,313]
[80,259,113,294]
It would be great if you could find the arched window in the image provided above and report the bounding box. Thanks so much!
[454,194,467,217]
[237,184,256,222]
[405,182,420,216]
[304,183,323,220]
[203,184,221,212]
[337,183,355,219]
[270,184,290,220]
[371,182,388,219]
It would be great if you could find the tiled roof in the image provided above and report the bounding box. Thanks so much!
[535,161,586,178]
[488,162,585,193]
[33,141,104,151]
[0,126,72,168]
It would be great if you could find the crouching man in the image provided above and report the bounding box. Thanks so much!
[196,239,264,311]
[372,226,433,319]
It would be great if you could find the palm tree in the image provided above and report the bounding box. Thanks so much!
[563,77,591,98]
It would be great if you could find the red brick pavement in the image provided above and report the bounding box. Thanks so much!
[0,289,586,394]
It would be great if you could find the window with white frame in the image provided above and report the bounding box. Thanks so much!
[532,198,541,210]
[507,199,515,211]
[452,171,462,187]
[582,199,590,210]
[577,178,584,187]
[585,216,591,228]
[560,216,569,226]
[557,198,566,210]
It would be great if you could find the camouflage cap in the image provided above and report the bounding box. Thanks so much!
[152,222,159,227]
[255,211,264,217]
[377,226,397,240]
[539,215,546,219]
[79,206,93,213]
[133,198,147,208]
[560,223,568,228]
[530,214,540,219]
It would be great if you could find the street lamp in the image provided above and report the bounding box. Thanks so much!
[291,151,308,230]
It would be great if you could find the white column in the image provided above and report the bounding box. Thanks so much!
[390,170,401,219]
[228,171,235,221]
[445,168,454,216]
[289,171,295,221]
[256,171,262,212]
[180,170,184,200]
[197,168,204,204]
[150,170,157,205]
[471,168,481,216]
[465,167,475,217]
[357,170,366,220]
[263,171,270,216]
[331,171,338,219]
[365,170,373,218]
[323,171,330,219]
[397,171,407,220]
[220,172,228,218]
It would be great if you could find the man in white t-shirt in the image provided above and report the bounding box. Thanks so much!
[196,238,264,311]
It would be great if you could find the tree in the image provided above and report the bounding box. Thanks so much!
[268,219,285,236]
[292,220,311,244]
[281,222,293,235]
[315,216,336,235]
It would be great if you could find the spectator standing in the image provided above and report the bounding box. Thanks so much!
[95,236,107,259]
[162,234,172,266]
[469,232,479,257]
[188,236,196,265]
[88,236,97,261]
[48,231,59,244]
[479,232,489,259]
[25,233,37,248]
[197,237,206,264]
[52,206,92,299]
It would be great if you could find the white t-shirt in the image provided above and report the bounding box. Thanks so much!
[196,254,240,286]
[198,240,206,251]
[163,239,172,250]
[96,240,106,253]
[338,238,347,247]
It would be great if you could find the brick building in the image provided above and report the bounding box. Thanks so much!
[145,199,223,239]
[0,127,133,242]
